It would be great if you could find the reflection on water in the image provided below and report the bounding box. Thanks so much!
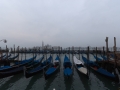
[0,54,119,90]
[92,71,119,90]
[0,73,23,90]
[78,71,90,90]
[44,74,58,90]
[25,73,43,90]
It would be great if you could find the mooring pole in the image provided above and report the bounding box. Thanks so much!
[105,37,109,61]
[0,47,2,60]
[58,46,60,56]
[17,46,19,61]
[79,47,80,59]
[21,47,23,61]
[103,46,105,60]
[114,37,120,83]
[46,46,47,60]
[105,37,109,71]
[6,45,8,60]
[114,37,116,67]
[69,47,70,59]
[25,47,26,60]
[96,47,98,63]
[87,46,90,77]
[0,47,1,59]
[52,47,53,63]
[87,46,89,63]
[14,44,15,57]
[73,46,74,57]
[39,47,40,55]
[102,46,105,68]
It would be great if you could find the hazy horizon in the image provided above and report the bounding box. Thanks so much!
[0,0,120,48]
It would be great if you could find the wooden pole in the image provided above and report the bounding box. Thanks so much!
[103,46,105,58]
[96,47,98,63]
[25,47,26,60]
[72,47,73,58]
[79,47,80,59]
[11,48,12,53]
[114,37,120,83]
[114,37,117,67]
[87,46,89,62]
[14,44,15,57]
[0,47,1,59]
[21,47,23,61]
[59,46,60,55]
[87,46,90,77]
[73,46,74,54]
[0,47,2,60]
[61,47,62,54]
[6,45,8,60]
[33,47,35,57]
[46,46,47,60]
[69,47,70,59]
[39,47,40,55]
[17,46,19,61]
[52,47,53,62]
[105,37,109,61]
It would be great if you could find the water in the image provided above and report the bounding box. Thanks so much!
[0,54,119,90]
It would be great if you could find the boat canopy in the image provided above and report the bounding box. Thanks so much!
[73,56,82,64]
[55,55,59,60]
[64,55,70,62]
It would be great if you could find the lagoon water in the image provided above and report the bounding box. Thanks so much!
[0,54,119,90]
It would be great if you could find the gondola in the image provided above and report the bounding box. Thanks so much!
[2,54,11,60]
[24,55,52,78]
[63,55,72,77]
[44,55,60,80]
[92,54,102,61]
[8,54,19,60]
[0,54,6,58]
[26,55,44,69]
[101,55,107,60]
[0,55,37,78]
[0,55,37,72]
[73,56,88,78]
[82,55,119,82]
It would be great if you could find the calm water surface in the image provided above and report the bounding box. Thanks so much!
[0,54,119,90]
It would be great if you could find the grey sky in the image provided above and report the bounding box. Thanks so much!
[0,0,120,48]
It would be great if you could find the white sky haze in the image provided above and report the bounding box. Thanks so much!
[0,0,120,48]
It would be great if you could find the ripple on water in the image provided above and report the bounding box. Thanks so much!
[0,54,119,90]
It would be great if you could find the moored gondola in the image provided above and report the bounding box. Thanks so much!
[24,55,52,78]
[63,55,72,77]
[0,55,36,72]
[73,55,88,78]
[82,55,119,82]
[0,55,37,78]
[44,55,60,80]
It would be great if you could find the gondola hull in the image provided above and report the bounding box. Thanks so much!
[44,55,60,80]
[0,56,36,72]
[90,67,119,82]
[25,64,51,78]
[0,62,33,78]
[82,56,118,82]
[24,55,52,78]
[44,65,60,80]
[73,56,88,78]
[63,55,72,77]
[74,65,89,78]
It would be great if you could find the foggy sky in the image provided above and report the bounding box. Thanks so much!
[0,0,120,48]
